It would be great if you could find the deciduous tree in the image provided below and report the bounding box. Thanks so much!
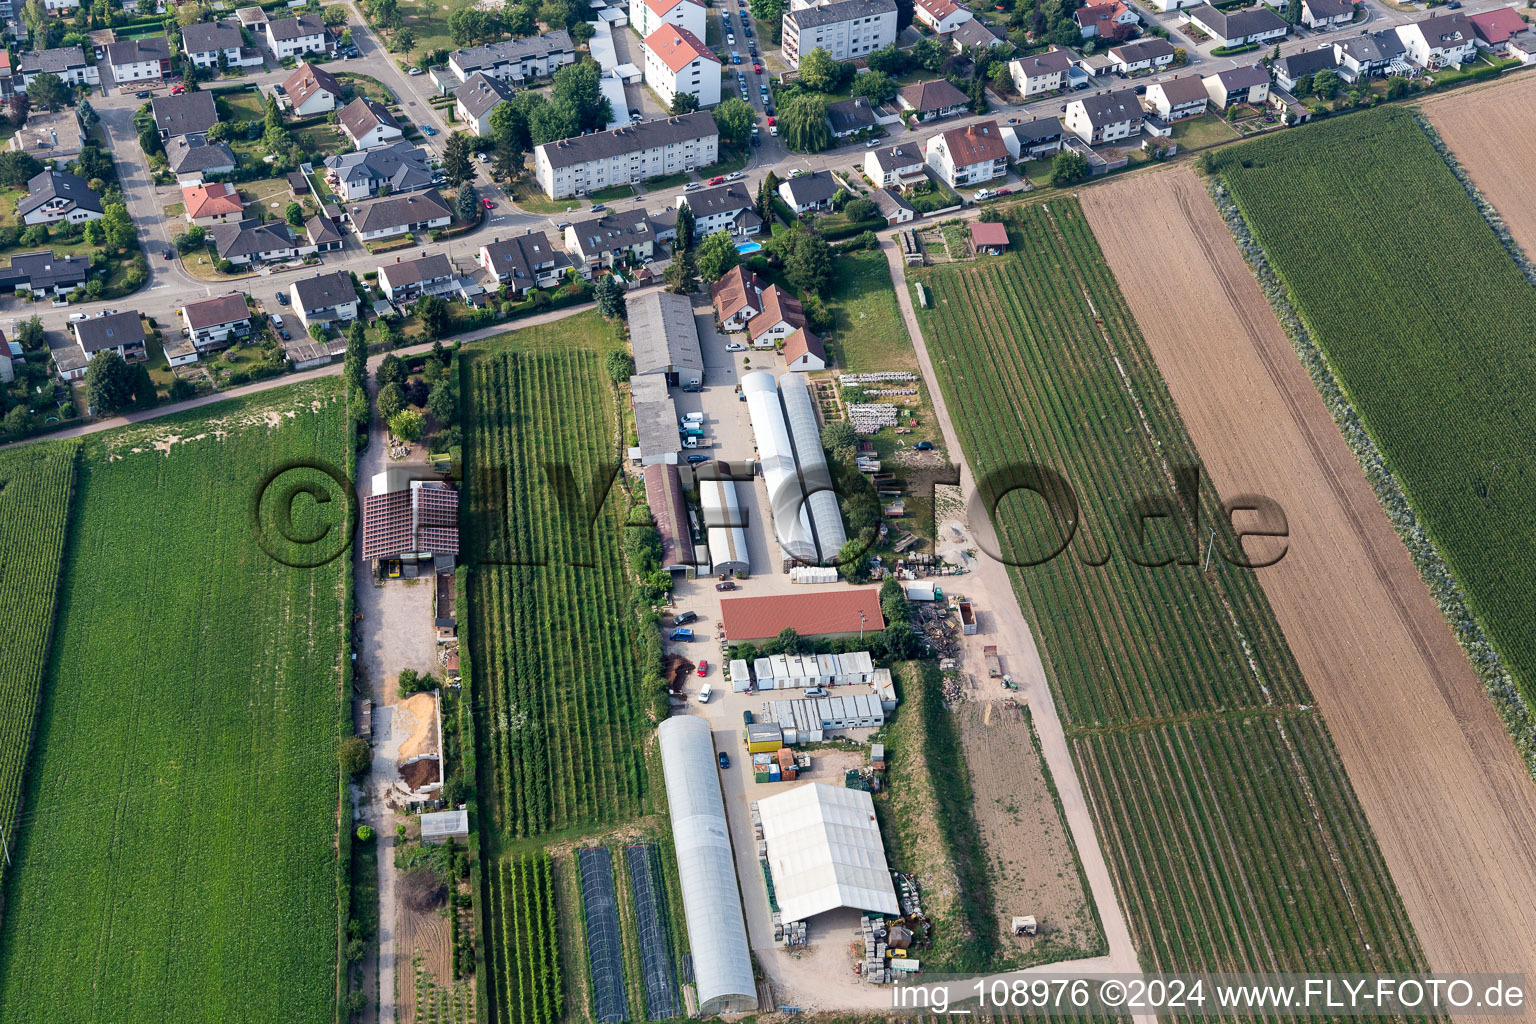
[695,228,740,282]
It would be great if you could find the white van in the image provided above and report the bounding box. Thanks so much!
[698,683,713,703]
[683,411,704,423]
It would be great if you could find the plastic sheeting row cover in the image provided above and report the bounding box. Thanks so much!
[578,846,629,1022]
[656,716,758,1015]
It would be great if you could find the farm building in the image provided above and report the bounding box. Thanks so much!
[657,716,758,1014]
[361,468,460,576]
[764,693,886,742]
[720,589,885,642]
[627,290,703,388]
[971,221,1009,255]
[643,462,696,573]
[756,783,899,923]
[698,465,751,576]
[748,651,871,689]
[420,809,469,844]
[630,371,681,466]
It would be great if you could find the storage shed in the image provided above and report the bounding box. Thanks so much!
[747,722,784,752]
[779,373,848,558]
[698,465,751,576]
[643,462,696,573]
[756,783,899,923]
[730,658,752,692]
[420,809,469,844]
[627,290,703,388]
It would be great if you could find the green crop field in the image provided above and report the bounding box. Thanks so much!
[1214,106,1536,705]
[461,313,650,840]
[0,442,78,894]
[485,853,563,1024]
[911,201,1427,980]
[0,380,348,1024]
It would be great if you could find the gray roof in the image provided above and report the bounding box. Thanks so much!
[380,252,455,290]
[950,18,1005,47]
[324,142,434,192]
[626,290,702,376]
[569,208,653,253]
[292,269,357,312]
[1009,114,1063,142]
[868,187,913,218]
[152,91,219,137]
[18,170,102,218]
[1411,11,1473,45]
[451,29,573,74]
[181,19,243,53]
[780,170,838,207]
[1187,3,1287,38]
[870,142,925,171]
[1213,64,1271,89]
[454,72,516,120]
[18,46,88,75]
[787,0,895,29]
[267,13,325,40]
[1335,28,1404,61]
[898,77,968,112]
[306,215,344,246]
[1013,48,1072,76]
[1152,74,1208,104]
[825,96,878,135]
[537,111,717,170]
[681,181,754,218]
[1273,45,1338,78]
[1303,0,1352,17]
[74,311,145,353]
[630,372,680,458]
[4,249,88,292]
[1111,37,1174,62]
[107,35,170,65]
[481,231,570,283]
[340,96,400,141]
[350,189,452,232]
[1075,87,1144,127]
[209,219,295,259]
[165,135,238,174]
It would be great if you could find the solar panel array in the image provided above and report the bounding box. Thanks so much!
[625,844,681,1020]
[578,846,629,1022]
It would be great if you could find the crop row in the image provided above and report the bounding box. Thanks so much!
[463,348,648,838]
[485,853,562,1024]
[1217,106,1536,705]
[0,442,77,897]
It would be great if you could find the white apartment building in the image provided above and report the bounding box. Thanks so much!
[1009,48,1071,97]
[633,0,707,42]
[534,111,719,199]
[643,25,721,109]
[265,14,327,59]
[781,0,897,67]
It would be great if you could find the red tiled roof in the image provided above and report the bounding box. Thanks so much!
[1469,7,1526,43]
[645,0,703,17]
[182,181,243,219]
[645,24,718,72]
[644,463,695,568]
[783,327,826,366]
[720,589,885,641]
[711,265,766,322]
[914,0,962,21]
[283,61,340,107]
[749,284,805,340]
[970,221,1008,247]
[182,292,250,330]
[940,120,1009,165]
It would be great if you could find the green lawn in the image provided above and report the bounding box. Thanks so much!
[394,0,477,56]
[1171,110,1241,148]
[0,380,348,1024]
[696,146,750,178]
[336,72,396,104]
[508,175,575,214]
[641,171,693,191]
[213,86,267,123]
[589,183,636,202]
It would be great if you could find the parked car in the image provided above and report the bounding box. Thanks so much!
[669,627,694,641]
[770,126,778,136]
[276,292,289,304]
[171,84,186,94]
[590,202,606,212]
[805,686,829,697]
[995,188,1012,196]
[629,107,642,118]
[407,66,423,75]
[743,710,754,725]
[135,90,151,98]
[718,750,730,768]
[697,659,709,676]
[1134,84,1147,95]
[914,440,934,451]
[699,683,713,702]
[788,167,803,177]
[482,198,495,209]
[751,135,760,146]
[726,341,746,351]
[68,312,87,322]
[423,125,437,136]
[687,453,710,464]
[279,330,291,340]
[270,314,284,328]
[727,170,746,180]
[162,249,174,260]
[715,579,736,591]
[675,609,698,625]
[708,175,725,185]
[726,32,735,44]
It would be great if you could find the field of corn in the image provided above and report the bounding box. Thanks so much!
[911,201,1427,980]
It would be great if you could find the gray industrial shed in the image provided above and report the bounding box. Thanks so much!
[629,372,680,466]
[657,715,758,1015]
[626,290,703,388]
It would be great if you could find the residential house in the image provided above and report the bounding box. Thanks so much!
[825,96,877,138]
[18,170,103,226]
[454,72,518,136]
[305,214,345,252]
[208,219,300,264]
[1396,11,1476,66]
[1010,48,1072,97]
[447,30,575,84]
[290,269,360,329]
[348,189,452,242]
[1301,0,1353,29]
[781,0,899,68]
[478,231,578,294]
[152,91,219,140]
[1109,37,1175,74]
[73,311,146,376]
[183,181,244,226]
[868,187,915,224]
[8,110,82,161]
[783,327,827,371]
[265,14,327,59]
[925,119,1009,187]
[0,52,14,99]
[1064,88,1144,143]
[181,20,245,68]
[563,209,656,269]
[1076,0,1140,40]
[324,142,437,200]
[864,142,928,188]
[105,36,171,82]
[897,78,969,121]
[950,18,1008,51]
[777,170,838,214]
[378,252,458,303]
[633,0,707,47]
[180,292,253,353]
[1332,29,1406,80]
[1271,45,1338,91]
[1145,0,1202,12]
[913,0,973,35]
[747,284,804,348]
[235,6,269,28]
[1144,75,1207,119]
[44,0,81,10]
[340,97,404,150]
[1468,7,1534,58]
[711,265,768,330]
[1001,115,1065,158]
[1203,64,1269,108]
[1183,4,1288,48]
[642,24,721,109]
[534,111,718,199]
[165,135,238,185]
[970,220,1009,255]
[282,62,342,115]
[17,46,98,87]
[0,249,88,296]
[678,181,761,237]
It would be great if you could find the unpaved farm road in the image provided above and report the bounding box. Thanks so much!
[881,240,1154,1024]
[1420,75,1536,259]
[1080,166,1536,1010]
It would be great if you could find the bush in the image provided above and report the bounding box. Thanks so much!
[355,824,374,842]
[338,736,371,775]
[397,668,438,697]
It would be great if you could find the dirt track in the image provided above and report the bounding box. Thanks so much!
[1420,75,1536,257]
[1080,167,1536,992]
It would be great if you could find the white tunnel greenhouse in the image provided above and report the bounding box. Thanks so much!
[741,371,818,564]
[779,373,848,561]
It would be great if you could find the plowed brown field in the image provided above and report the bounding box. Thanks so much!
[1081,167,1536,992]
[1421,75,1536,257]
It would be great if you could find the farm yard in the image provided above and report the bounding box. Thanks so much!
[1421,76,1536,256]
[0,443,77,892]
[909,200,1431,983]
[0,380,349,1023]
[1212,106,1536,711]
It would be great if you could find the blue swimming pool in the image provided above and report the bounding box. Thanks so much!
[736,241,763,254]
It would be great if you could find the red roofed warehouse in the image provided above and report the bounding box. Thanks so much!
[720,589,886,642]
